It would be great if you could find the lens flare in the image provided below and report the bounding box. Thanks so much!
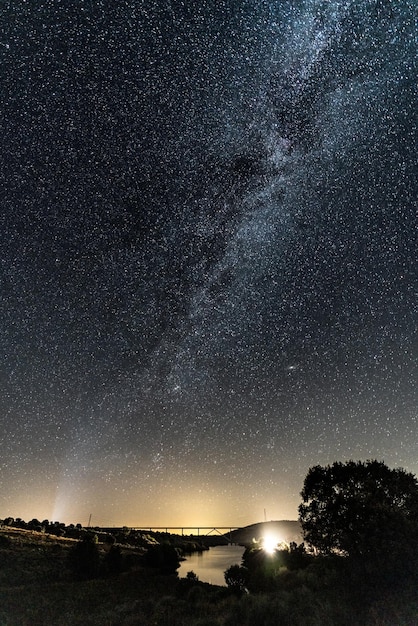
[262,534,281,554]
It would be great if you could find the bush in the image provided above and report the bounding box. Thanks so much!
[224,564,248,593]
[103,545,124,576]
[68,535,100,580]
[0,535,11,548]
[144,543,180,574]
[186,570,199,582]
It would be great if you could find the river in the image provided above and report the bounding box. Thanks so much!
[178,544,245,586]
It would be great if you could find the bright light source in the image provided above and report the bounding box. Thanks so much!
[262,534,280,555]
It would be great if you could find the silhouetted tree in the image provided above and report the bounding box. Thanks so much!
[299,460,418,580]
[28,518,42,532]
[15,518,26,529]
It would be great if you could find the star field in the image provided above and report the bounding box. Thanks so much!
[0,0,416,527]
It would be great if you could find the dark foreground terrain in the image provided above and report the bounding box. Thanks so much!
[0,527,417,626]
[0,527,227,626]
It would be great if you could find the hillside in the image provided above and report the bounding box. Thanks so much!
[231,520,302,545]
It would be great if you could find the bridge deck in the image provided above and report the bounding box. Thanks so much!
[105,526,239,538]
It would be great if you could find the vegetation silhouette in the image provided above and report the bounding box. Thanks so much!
[143,542,181,575]
[103,535,124,576]
[299,459,418,587]
[224,563,248,593]
[299,460,418,554]
[68,532,100,581]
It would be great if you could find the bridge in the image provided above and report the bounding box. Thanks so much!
[108,526,240,542]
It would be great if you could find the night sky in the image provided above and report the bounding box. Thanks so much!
[1,0,416,528]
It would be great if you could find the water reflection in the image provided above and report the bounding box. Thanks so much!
[178,544,245,587]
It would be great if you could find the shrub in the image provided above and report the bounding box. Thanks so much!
[224,564,248,593]
[103,545,124,576]
[68,535,100,580]
[186,570,199,582]
[0,535,11,548]
[144,543,180,574]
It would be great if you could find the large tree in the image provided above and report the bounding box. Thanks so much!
[299,460,418,561]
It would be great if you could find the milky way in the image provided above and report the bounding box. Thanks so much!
[0,0,416,526]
